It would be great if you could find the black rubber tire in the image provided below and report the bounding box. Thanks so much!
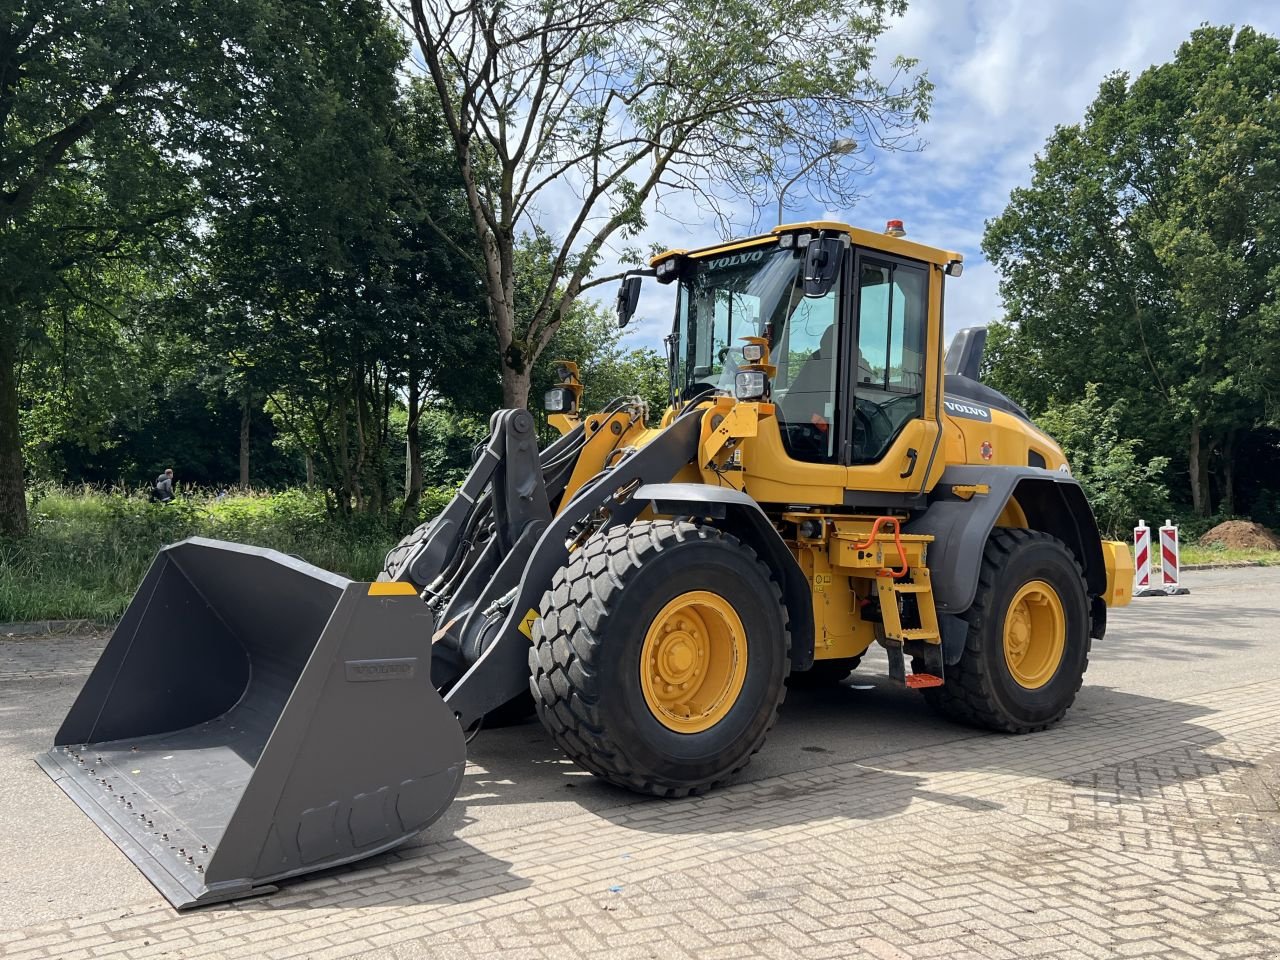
[787,655,863,687]
[381,517,435,581]
[530,520,791,797]
[920,528,1091,733]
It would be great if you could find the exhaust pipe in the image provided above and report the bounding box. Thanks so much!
[37,538,465,909]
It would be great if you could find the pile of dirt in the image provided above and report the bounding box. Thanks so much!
[1198,520,1280,551]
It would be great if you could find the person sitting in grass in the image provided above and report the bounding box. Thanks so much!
[151,467,175,504]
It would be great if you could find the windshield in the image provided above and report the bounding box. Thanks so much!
[667,242,930,466]
[674,246,803,396]
[672,244,844,462]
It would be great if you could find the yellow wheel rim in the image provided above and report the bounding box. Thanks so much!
[1003,580,1066,689]
[640,591,748,733]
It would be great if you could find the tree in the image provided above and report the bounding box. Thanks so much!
[394,0,931,408]
[983,25,1280,516]
[1036,386,1170,538]
[535,300,667,416]
[199,3,414,516]
[386,80,493,521]
[0,0,283,535]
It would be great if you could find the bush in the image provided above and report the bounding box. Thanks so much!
[0,486,422,622]
[1037,385,1171,538]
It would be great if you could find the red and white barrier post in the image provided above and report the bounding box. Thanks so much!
[1134,518,1190,598]
[1158,519,1190,595]
[1133,520,1160,597]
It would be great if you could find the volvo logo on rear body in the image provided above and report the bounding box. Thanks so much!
[943,398,993,422]
[345,658,417,681]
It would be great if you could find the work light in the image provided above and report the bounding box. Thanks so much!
[544,386,576,413]
[735,370,767,400]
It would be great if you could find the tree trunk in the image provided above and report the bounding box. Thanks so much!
[1220,429,1236,516]
[0,326,27,537]
[1189,422,1212,517]
[305,452,314,489]
[501,364,531,409]
[401,382,423,526]
[239,392,251,490]
[336,390,354,514]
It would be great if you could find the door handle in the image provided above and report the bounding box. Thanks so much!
[899,447,918,479]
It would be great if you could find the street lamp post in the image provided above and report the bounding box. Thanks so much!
[776,138,857,226]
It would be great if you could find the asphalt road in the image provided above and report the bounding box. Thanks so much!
[1,565,1276,929]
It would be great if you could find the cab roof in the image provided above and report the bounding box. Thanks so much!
[650,221,963,269]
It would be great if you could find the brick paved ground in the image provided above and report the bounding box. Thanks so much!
[3,576,1280,959]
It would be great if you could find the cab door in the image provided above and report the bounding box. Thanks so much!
[841,249,944,502]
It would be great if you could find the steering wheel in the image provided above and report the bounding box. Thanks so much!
[853,398,900,459]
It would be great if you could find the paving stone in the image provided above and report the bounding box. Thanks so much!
[6,637,1280,959]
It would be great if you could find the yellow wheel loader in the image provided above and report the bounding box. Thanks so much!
[39,221,1134,908]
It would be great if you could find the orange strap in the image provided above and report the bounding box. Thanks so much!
[852,516,910,579]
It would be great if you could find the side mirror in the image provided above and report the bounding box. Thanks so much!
[616,275,643,328]
[803,236,846,298]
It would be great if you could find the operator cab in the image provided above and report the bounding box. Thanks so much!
[645,222,959,472]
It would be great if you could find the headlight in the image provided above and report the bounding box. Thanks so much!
[544,387,576,414]
[742,343,764,363]
[734,370,767,401]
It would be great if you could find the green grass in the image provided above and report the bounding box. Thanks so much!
[1180,544,1280,567]
[0,487,415,623]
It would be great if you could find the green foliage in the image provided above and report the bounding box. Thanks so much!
[0,486,411,622]
[536,296,669,419]
[5,4,496,525]
[983,25,1280,518]
[417,410,490,486]
[201,65,496,516]
[1036,386,1170,538]
[0,0,300,534]
[1251,490,1280,531]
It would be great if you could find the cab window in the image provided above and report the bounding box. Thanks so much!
[853,258,927,462]
[773,288,839,462]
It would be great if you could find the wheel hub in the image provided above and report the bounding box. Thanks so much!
[641,591,747,733]
[1002,580,1066,689]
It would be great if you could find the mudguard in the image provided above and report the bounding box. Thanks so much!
[906,465,1107,615]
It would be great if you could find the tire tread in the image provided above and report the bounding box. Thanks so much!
[529,520,792,797]
[922,528,1092,733]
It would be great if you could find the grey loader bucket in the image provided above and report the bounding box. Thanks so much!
[37,537,466,909]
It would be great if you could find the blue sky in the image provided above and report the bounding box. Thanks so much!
[599,1,1280,352]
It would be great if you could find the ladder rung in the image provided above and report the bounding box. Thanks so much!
[900,628,940,642]
[889,583,931,593]
[905,673,944,688]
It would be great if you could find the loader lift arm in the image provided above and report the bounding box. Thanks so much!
[422,405,707,728]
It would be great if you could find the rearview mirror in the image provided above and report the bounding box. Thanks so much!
[616,275,643,328]
[803,236,846,298]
